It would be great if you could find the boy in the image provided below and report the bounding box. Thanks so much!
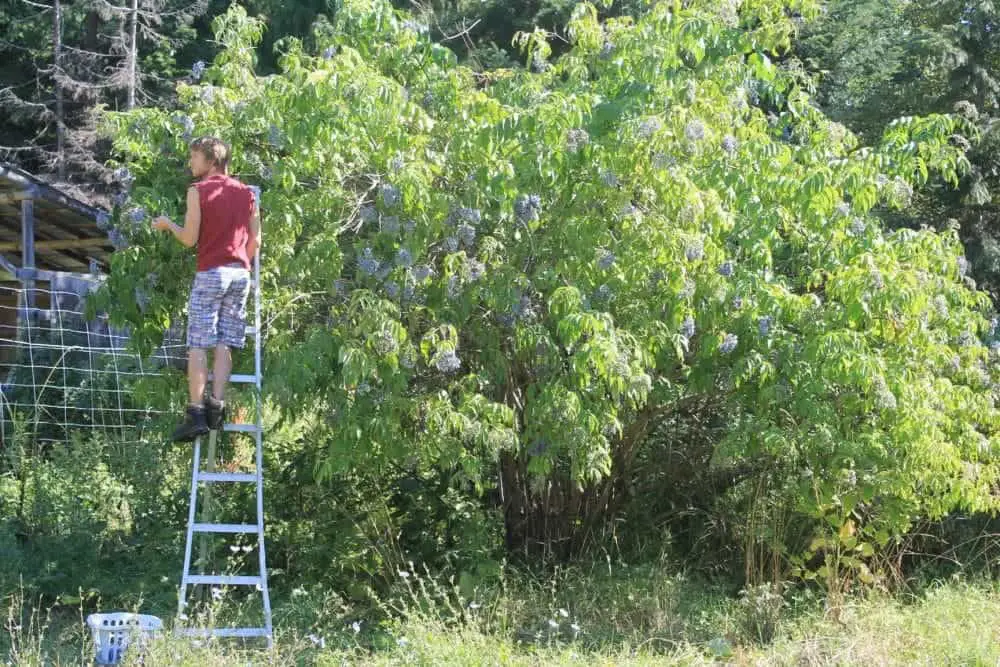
[152,136,260,441]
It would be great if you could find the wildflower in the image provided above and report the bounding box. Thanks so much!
[413,265,433,282]
[758,315,773,337]
[721,135,739,154]
[191,60,205,81]
[375,329,396,354]
[891,177,913,206]
[934,294,949,319]
[685,120,706,142]
[395,248,412,267]
[458,223,476,247]
[381,184,402,208]
[513,295,536,321]
[435,350,461,373]
[322,46,335,59]
[875,387,897,410]
[515,194,542,223]
[268,124,284,148]
[566,129,590,154]
[718,333,738,354]
[870,268,885,290]
[954,100,979,121]
[359,247,380,276]
[680,317,696,338]
[598,250,616,270]
[128,207,146,224]
[381,216,400,234]
[360,205,378,224]
[112,166,132,183]
[717,261,734,278]
[638,117,662,139]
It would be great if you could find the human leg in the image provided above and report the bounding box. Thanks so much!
[211,343,232,401]
[173,270,223,442]
[205,267,250,428]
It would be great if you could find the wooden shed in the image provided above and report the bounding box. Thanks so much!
[0,163,116,374]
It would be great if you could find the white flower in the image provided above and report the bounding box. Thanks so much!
[351,620,362,634]
[558,608,569,618]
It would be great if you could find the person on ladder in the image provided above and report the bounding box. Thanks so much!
[151,136,261,441]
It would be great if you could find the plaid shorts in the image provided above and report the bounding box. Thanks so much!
[186,265,251,349]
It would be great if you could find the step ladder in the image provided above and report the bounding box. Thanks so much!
[175,235,272,646]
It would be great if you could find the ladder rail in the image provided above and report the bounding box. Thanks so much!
[178,436,201,620]
[252,247,273,639]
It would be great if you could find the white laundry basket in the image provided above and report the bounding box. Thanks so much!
[86,612,163,665]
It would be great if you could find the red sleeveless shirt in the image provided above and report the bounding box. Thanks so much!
[193,174,254,272]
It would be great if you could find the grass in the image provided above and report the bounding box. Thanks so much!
[4,563,1000,666]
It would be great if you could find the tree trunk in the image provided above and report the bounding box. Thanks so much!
[52,0,65,180]
[126,0,139,110]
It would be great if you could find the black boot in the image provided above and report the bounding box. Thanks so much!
[172,404,209,442]
[204,397,226,431]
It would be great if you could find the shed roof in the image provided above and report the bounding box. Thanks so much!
[0,163,113,275]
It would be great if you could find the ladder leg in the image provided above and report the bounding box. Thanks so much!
[178,434,202,622]
[255,425,273,647]
[197,429,219,578]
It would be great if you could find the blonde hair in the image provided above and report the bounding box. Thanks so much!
[189,136,230,172]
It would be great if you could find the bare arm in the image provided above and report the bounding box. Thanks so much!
[152,186,201,247]
[247,200,261,259]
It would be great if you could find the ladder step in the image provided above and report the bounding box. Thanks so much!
[183,574,262,586]
[197,472,257,483]
[206,373,259,384]
[192,523,260,534]
[176,627,269,638]
[223,423,262,434]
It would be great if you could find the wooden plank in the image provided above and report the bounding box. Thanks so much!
[0,192,32,205]
[21,199,34,309]
[0,238,113,251]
